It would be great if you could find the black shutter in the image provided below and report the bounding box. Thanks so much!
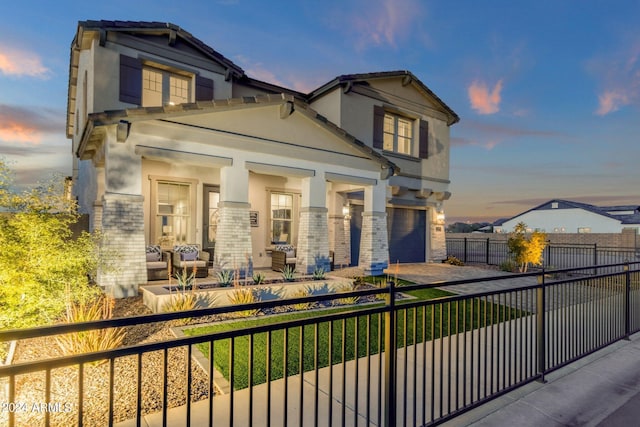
[419,119,429,158]
[373,105,385,149]
[195,75,214,101]
[119,55,142,105]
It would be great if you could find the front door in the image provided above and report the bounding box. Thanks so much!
[202,185,220,252]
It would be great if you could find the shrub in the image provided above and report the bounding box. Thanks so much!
[443,255,464,266]
[499,259,517,272]
[333,283,360,306]
[0,159,103,330]
[289,287,316,311]
[56,295,126,361]
[507,222,548,272]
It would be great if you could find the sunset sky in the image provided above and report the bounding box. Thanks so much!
[1,0,638,224]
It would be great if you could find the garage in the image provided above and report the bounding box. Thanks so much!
[350,205,426,266]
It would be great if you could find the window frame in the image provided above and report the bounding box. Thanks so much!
[373,105,429,159]
[267,189,300,245]
[148,175,198,248]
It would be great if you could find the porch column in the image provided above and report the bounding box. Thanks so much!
[359,182,389,275]
[329,192,350,268]
[98,139,146,298]
[296,174,330,274]
[214,162,253,276]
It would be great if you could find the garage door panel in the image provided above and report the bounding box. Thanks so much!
[388,208,426,263]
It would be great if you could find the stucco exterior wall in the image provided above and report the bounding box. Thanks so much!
[499,208,625,234]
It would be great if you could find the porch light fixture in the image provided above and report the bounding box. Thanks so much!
[342,204,351,218]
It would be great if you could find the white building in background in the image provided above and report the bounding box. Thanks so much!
[494,200,640,234]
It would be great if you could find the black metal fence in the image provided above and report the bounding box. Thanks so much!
[1,262,640,426]
[447,237,639,271]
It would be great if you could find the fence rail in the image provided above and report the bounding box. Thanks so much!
[1,262,640,426]
[447,237,639,271]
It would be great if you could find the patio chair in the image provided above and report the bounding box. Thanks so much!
[271,244,296,271]
[146,245,170,281]
[172,244,210,278]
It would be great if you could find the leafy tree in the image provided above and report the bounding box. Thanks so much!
[0,160,101,329]
[507,222,548,272]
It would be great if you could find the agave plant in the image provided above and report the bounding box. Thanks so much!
[281,265,296,282]
[227,288,260,317]
[312,266,325,280]
[252,272,266,285]
[217,269,234,287]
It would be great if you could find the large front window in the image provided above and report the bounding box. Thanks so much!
[142,67,190,107]
[270,192,294,244]
[155,181,192,247]
[383,113,413,155]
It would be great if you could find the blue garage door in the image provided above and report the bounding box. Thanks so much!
[387,208,426,264]
[350,206,426,265]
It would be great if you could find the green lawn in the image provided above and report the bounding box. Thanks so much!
[184,277,524,390]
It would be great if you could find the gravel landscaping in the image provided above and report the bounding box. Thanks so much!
[2,296,214,427]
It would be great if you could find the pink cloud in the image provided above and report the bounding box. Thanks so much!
[0,45,50,78]
[0,105,62,144]
[468,79,503,114]
[596,90,630,115]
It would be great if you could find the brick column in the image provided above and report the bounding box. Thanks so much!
[329,214,350,268]
[296,175,330,274]
[98,193,146,297]
[429,207,447,262]
[359,182,389,275]
[214,163,252,276]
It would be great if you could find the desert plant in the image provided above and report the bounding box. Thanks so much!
[289,287,316,311]
[333,282,360,306]
[56,295,126,361]
[443,255,464,266]
[228,288,260,317]
[252,272,266,285]
[217,269,234,287]
[312,266,326,280]
[175,265,196,289]
[281,265,296,282]
[499,259,517,272]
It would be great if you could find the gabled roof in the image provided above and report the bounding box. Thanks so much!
[78,93,398,176]
[75,20,244,76]
[307,70,460,126]
[505,199,640,225]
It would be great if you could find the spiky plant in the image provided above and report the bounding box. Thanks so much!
[281,265,296,282]
[227,288,260,317]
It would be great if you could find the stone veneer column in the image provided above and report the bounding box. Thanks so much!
[214,163,252,276]
[359,183,389,275]
[98,193,146,298]
[329,214,350,268]
[296,175,330,274]
[429,208,447,261]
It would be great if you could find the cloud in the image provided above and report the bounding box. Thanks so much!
[590,39,640,115]
[596,90,630,115]
[0,104,63,144]
[0,45,50,78]
[335,0,426,50]
[468,79,503,114]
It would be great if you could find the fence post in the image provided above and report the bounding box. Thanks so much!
[463,238,468,263]
[536,272,546,382]
[624,263,631,340]
[486,238,490,265]
[545,242,551,269]
[384,280,397,427]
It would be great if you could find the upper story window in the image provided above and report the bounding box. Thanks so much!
[383,112,413,155]
[119,55,214,106]
[373,105,429,159]
[142,67,190,107]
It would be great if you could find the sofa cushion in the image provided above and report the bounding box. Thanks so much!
[275,244,294,252]
[177,260,207,268]
[145,245,162,262]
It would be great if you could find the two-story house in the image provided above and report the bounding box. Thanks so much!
[67,20,459,297]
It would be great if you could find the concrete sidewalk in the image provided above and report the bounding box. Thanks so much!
[445,334,640,427]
